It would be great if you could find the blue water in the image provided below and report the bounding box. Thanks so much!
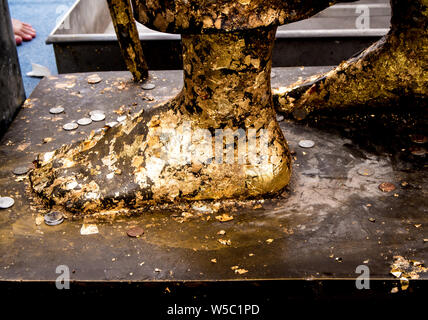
[8,0,75,96]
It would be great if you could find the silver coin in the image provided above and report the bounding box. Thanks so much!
[410,146,427,156]
[106,121,119,128]
[117,115,127,122]
[357,168,374,177]
[89,110,105,116]
[63,122,78,131]
[276,115,284,122]
[299,140,315,148]
[44,211,64,226]
[77,117,92,126]
[91,113,106,122]
[142,83,155,90]
[87,74,102,84]
[13,166,30,175]
[0,197,14,209]
[49,106,64,114]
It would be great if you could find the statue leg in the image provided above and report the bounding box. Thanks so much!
[273,0,427,118]
[107,0,148,82]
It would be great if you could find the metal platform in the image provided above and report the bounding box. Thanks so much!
[0,67,426,309]
[47,0,391,72]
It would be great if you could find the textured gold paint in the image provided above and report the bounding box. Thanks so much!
[107,0,148,82]
[30,27,291,214]
[273,0,428,116]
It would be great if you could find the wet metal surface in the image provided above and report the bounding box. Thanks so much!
[0,68,426,282]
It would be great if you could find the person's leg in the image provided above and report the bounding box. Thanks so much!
[12,18,36,44]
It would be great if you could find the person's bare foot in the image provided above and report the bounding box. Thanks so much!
[12,19,36,45]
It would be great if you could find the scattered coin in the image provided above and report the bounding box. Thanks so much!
[13,166,30,175]
[357,168,374,177]
[0,197,14,209]
[126,226,145,238]
[299,140,315,148]
[63,122,78,131]
[89,110,105,116]
[379,182,396,192]
[293,108,307,121]
[409,146,426,156]
[117,115,127,122]
[410,134,427,144]
[106,121,119,128]
[368,217,376,223]
[49,106,64,114]
[77,117,92,126]
[91,113,106,122]
[44,211,64,226]
[142,82,155,90]
[87,74,102,84]
[276,115,284,122]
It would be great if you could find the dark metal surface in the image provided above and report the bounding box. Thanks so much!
[0,68,426,286]
[0,0,25,137]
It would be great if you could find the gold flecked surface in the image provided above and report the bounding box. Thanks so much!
[131,0,337,33]
[273,0,428,116]
[107,0,148,81]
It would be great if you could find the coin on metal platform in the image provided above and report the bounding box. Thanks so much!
[378,182,396,192]
[91,113,106,122]
[410,134,427,144]
[13,166,30,175]
[77,117,92,126]
[63,122,78,131]
[276,115,284,122]
[298,140,315,148]
[44,211,64,226]
[49,106,64,114]
[0,197,14,209]
[357,168,374,177]
[89,110,105,116]
[126,226,145,238]
[409,146,426,156]
[87,74,102,84]
[142,82,155,90]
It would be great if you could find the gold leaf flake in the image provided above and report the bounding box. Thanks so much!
[215,213,234,222]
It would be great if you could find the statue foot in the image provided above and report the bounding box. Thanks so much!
[30,27,292,214]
